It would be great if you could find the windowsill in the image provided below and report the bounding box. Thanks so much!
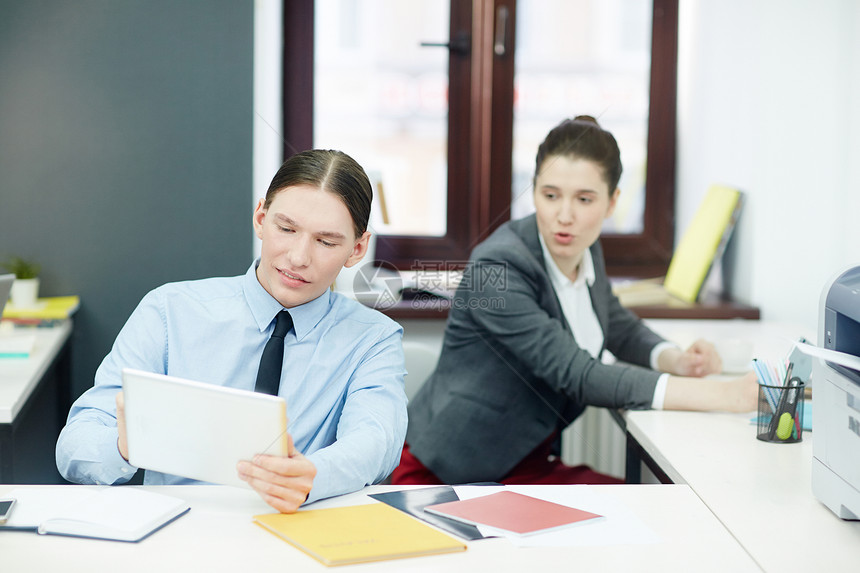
[375,292,760,321]
[377,295,452,320]
[354,267,761,321]
[619,295,760,320]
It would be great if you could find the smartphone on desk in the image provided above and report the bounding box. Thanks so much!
[0,498,16,524]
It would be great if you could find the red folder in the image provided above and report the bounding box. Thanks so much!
[425,490,603,536]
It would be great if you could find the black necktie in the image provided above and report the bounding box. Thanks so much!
[255,310,292,395]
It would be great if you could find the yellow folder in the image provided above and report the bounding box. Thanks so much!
[663,185,742,303]
[254,502,466,566]
[2,295,80,320]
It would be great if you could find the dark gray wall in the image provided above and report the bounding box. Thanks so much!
[0,1,254,399]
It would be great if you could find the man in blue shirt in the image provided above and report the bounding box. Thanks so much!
[56,150,407,512]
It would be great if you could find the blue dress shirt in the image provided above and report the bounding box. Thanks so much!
[56,262,407,504]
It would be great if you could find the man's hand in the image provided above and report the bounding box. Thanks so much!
[115,391,130,461]
[237,433,316,513]
[660,339,722,377]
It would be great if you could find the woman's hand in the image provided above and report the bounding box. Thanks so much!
[724,370,759,413]
[659,339,722,377]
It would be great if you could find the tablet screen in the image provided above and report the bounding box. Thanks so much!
[122,368,289,488]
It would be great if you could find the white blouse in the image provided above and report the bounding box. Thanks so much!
[538,235,670,409]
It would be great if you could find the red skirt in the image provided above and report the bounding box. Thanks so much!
[391,438,624,486]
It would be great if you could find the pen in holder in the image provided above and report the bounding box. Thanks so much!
[756,376,805,443]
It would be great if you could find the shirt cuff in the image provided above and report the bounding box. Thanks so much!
[304,452,330,505]
[650,341,680,371]
[102,428,138,483]
[651,373,670,410]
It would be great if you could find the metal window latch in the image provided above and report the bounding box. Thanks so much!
[420,31,470,56]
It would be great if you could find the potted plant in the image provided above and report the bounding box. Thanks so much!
[2,256,41,308]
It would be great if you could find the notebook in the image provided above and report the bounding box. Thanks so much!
[613,185,744,307]
[1,487,189,543]
[425,490,604,537]
[122,368,289,488]
[663,185,743,303]
[254,502,466,566]
[368,486,486,541]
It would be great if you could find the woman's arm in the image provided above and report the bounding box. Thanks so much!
[657,339,723,377]
[456,248,660,410]
[663,371,758,412]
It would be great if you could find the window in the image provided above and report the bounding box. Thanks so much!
[283,0,677,277]
[314,1,450,238]
[511,0,653,233]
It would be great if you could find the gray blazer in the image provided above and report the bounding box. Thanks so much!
[406,215,664,484]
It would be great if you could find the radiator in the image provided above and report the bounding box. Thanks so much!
[561,406,626,480]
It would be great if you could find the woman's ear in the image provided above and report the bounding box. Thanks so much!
[344,231,371,268]
[606,188,621,218]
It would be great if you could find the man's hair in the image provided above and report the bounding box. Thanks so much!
[264,149,372,238]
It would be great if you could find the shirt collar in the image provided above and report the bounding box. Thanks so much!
[243,260,332,341]
[537,234,596,289]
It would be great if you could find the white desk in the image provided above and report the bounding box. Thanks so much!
[624,319,860,572]
[0,484,759,572]
[0,320,72,423]
[0,321,73,482]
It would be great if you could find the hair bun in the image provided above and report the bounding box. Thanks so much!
[573,114,600,126]
[534,115,622,191]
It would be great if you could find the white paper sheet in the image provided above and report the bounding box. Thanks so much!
[0,333,36,358]
[794,341,860,372]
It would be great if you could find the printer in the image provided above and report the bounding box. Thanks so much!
[812,265,860,520]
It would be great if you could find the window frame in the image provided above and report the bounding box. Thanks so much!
[283,0,677,278]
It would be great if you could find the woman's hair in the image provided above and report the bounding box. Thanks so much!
[264,149,373,238]
[534,115,622,192]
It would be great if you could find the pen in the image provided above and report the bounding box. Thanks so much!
[785,377,801,417]
[776,360,787,386]
[752,358,775,385]
[783,362,794,388]
[752,359,778,414]
[793,411,799,440]
[773,378,801,440]
[768,363,795,440]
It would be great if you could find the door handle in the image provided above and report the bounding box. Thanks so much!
[494,5,509,56]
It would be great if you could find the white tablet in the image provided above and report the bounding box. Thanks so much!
[122,368,289,488]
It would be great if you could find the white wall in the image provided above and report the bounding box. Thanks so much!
[252,0,283,258]
[677,0,860,335]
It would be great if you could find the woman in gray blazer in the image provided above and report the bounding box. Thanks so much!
[393,117,757,486]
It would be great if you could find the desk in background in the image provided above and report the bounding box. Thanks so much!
[0,483,758,572]
[622,319,860,572]
[0,321,73,483]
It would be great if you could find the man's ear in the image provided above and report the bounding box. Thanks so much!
[343,232,371,268]
[252,198,266,240]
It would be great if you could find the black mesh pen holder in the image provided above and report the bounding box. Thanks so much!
[756,380,805,443]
